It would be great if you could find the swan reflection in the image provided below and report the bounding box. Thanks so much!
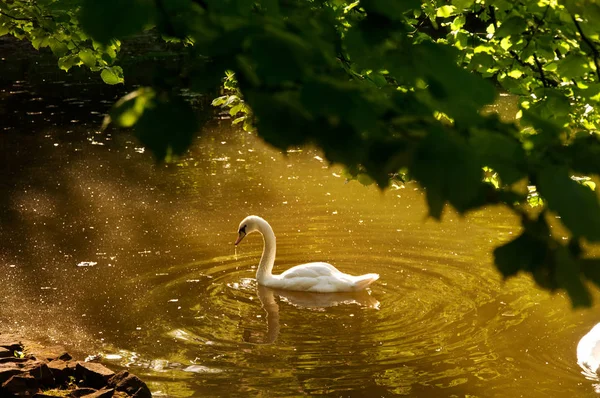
[243,285,379,344]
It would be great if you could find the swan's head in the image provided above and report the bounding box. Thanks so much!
[234,215,264,245]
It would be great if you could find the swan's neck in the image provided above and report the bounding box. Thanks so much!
[257,221,276,284]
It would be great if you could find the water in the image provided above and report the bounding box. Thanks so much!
[1,50,600,397]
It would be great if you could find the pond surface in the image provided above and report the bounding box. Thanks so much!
[2,47,600,397]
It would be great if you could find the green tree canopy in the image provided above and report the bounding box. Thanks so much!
[1,0,600,306]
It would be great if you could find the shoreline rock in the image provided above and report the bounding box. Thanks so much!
[0,334,151,397]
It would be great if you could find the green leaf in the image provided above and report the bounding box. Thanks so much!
[567,135,600,175]
[494,16,527,38]
[211,96,228,107]
[581,258,600,289]
[470,129,527,185]
[537,166,600,242]
[507,69,523,78]
[584,180,597,191]
[581,83,600,102]
[79,0,156,44]
[452,0,475,9]
[48,38,69,57]
[555,246,592,308]
[135,97,199,161]
[101,67,124,85]
[469,53,495,71]
[229,103,243,116]
[411,43,496,123]
[78,49,96,68]
[58,54,79,71]
[520,109,561,141]
[31,36,50,50]
[500,36,512,51]
[0,25,9,37]
[494,214,551,282]
[493,232,546,278]
[249,30,311,85]
[106,88,155,128]
[556,54,590,79]
[357,173,375,186]
[232,115,247,125]
[368,72,388,88]
[451,15,466,31]
[436,5,456,18]
[411,127,483,218]
[300,77,380,133]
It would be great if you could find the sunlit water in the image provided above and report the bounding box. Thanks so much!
[1,55,600,397]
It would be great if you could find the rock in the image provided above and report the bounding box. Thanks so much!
[23,360,54,387]
[69,387,98,397]
[0,357,29,364]
[0,347,13,358]
[34,392,68,398]
[75,362,114,389]
[108,371,151,398]
[82,387,115,398]
[0,339,151,397]
[48,359,73,385]
[0,363,22,384]
[30,346,72,363]
[2,373,40,396]
[0,334,23,352]
[66,360,78,372]
[57,353,73,362]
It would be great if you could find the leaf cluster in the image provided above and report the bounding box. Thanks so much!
[3,0,600,306]
[0,0,124,84]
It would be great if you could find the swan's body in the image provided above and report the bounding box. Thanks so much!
[578,322,600,378]
[235,215,379,293]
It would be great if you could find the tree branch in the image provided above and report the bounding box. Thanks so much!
[509,50,557,87]
[488,6,497,30]
[533,54,548,88]
[572,14,600,81]
[522,6,549,52]
[0,9,32,21]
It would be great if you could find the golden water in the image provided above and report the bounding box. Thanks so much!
[1,82,599,397]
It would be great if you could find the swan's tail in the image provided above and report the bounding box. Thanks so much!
[352,273,379,291]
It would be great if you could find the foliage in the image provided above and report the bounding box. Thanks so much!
[212,71,255,132]
[2,0,600,306]
[0,0,124,84]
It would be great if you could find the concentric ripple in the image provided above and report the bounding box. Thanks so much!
[116,217,545,396]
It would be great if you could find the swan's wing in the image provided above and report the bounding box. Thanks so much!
[578,323,600,373]
[275,263,359,292]
[270,263,378,292]
[279,262,342,279]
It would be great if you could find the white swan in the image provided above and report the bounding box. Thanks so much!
[234,215,379,292]
[578,322,600,379]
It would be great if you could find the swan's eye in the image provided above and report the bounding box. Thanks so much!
[239,225,247,234]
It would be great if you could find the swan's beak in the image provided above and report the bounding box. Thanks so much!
[235,233,245,246]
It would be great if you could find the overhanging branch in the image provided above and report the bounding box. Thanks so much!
[0,9,32,21]
[572,14,600,81]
